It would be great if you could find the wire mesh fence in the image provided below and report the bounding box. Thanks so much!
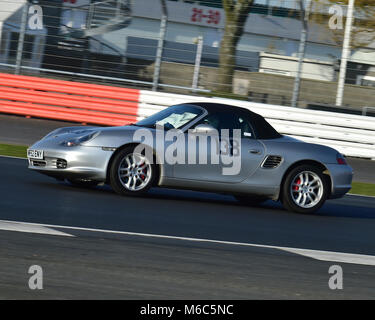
[0,0,375,114]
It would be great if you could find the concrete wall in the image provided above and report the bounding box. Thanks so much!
[135,60,375,110]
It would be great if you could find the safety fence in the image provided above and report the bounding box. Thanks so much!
[0,72,374,159]
[1,0,375,110]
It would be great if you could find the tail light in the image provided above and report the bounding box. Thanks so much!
[336,153,347,165]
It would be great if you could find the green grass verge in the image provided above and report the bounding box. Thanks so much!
[349,182,375,197]
[0,143,27,158]
[0,143,374,197]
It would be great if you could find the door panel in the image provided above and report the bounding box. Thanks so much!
[173,134,265,183]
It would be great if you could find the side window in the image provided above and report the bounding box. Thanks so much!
[237,116,255,139]
[197,113,255,139]
[200,114,221,130]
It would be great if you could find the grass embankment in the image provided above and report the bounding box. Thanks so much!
[0,143,374,196]
[350,182,375,197]
[0,143,27,158]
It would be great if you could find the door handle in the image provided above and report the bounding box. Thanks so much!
[249,149,261,154]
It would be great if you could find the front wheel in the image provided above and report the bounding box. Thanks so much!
[281,165,329,214]
[109,146,156,196]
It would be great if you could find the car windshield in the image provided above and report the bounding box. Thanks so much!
[135,104,203,130]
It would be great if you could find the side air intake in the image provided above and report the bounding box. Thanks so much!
[262,155,283,169]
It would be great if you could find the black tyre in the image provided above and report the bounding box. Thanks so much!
[235,194,268,206]
[109,145,156,196]
[281,165,329,214]
[68,179,98,188]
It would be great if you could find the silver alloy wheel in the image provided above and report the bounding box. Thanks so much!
[289,171,323,209]
[118,153,152,191]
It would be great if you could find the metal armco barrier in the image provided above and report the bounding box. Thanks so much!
[137,91,375,160]
[0,73,140,126]
[0,73,374,159]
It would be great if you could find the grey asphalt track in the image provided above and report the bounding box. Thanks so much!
[0,114,80,145]
[1,114,374,183]
[0,156,375,299]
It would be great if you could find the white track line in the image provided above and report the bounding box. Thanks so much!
[0,220,74,237]
[0,219,374,266]
[281,247,375,266]
[347,193,375,199]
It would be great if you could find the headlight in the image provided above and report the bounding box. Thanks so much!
[61,131,99,147]
[42,128,66,140]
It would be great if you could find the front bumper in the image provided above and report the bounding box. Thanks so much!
[326,163,353,199]
[27,144,114,182]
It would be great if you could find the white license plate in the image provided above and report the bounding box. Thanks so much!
[27,149,44,160]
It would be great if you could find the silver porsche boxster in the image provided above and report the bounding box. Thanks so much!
[27,102,353,214]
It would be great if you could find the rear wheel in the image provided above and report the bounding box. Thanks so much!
[109,146,156,196]
[281,165,329,214]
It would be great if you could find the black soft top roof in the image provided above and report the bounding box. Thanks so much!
[187,102,282,140]
[190,102,256,114]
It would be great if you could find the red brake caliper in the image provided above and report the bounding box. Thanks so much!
[140,164,146,180]
[293,178,301,191]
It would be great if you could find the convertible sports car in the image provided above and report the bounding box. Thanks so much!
[27,102,353,214]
